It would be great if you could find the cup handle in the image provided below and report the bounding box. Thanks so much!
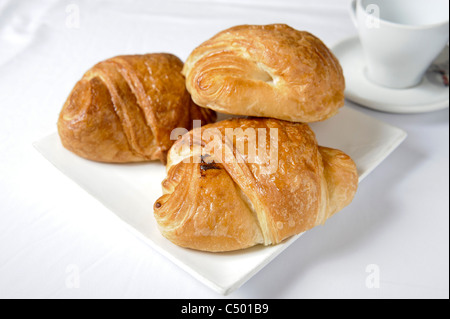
[350,0,358,27]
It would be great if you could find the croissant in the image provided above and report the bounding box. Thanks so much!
[154,118,358,252]
[58,53,216,164]
[182,24,345,123]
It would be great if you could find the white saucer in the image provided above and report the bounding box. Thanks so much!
[331,36,449,114]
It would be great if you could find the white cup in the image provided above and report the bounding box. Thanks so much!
[350,0,449,89]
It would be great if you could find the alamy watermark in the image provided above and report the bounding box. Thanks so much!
[170,120,279,174]
[365,4,380,28]
[65,4,80,29]
[65,264,80,289]
[365,264,380,289]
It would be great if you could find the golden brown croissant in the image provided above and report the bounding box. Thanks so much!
[182,24,345,123]
[58,53,216,164]
[154,118,358,252]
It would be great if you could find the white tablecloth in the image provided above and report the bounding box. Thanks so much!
[0,0,448,299]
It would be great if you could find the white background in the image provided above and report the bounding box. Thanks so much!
[0,0,448,299]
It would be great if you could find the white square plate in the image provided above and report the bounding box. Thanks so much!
[34,106,407,295]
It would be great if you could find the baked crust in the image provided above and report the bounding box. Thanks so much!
[154,118,358,252]
[182,24,345,123]
[58,53,216,164]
